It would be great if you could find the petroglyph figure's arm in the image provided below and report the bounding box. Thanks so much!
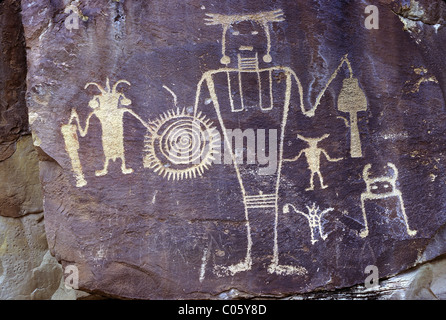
[320,207,334,218]
[286,54,354,117]
[69,109,94,137]
[322,149,343,162]
[283,149,304,162]
[123,108,150,129]
[285,203,309,220]
[193,72,212,117]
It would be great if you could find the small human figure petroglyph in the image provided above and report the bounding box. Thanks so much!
[284,134,343,191]
[283,203,333,244]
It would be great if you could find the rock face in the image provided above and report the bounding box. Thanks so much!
[0,135,43,218]
[0,211,58,299]
[0,0,29,160]
[21,0,446,299]
[0,0,69,300]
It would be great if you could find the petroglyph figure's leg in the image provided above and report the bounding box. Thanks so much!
[214,256,253,277]
[95,159,110,177]
[214,205,253,277]
[309,223,317,244]
[265,204,308,276]
[121,158,134,175]
[318,171,328,189]
[360,193,369,238]
[306,172,315,191]
[267,262,307,276]
[396,192,417,236]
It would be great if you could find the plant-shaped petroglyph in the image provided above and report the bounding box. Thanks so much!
[359,162,417,238]
[284,134,343,191]
[283,203,334,244]
[337,76,368,158]
[61,78,150,187]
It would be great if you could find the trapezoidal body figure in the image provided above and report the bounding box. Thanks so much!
[194,10,356,277]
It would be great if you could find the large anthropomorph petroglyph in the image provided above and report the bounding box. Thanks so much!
[193,9,362,276]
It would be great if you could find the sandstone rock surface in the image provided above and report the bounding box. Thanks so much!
[21,0,446,299]
[0,135,43,218]
[0,0,71,300]
[0,0,28,160]
[0,212,59,299]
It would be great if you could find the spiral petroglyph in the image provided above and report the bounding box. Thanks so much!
[143,109,220,180]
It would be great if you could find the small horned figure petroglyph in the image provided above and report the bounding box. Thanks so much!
[284,134,343,191]
[359,162,417,238]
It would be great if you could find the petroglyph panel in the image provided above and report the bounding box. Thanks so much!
[22,0,446,299]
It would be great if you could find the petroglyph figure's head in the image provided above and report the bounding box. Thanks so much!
[297,134,330,148]
[204,10,284,65]
[84,78,131,110]
[362,162,398,195]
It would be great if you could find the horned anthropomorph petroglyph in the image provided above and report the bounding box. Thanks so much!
[284,134,343,191]
[359,162,417,238]
[62,78,150,186]
[193,9,361,277]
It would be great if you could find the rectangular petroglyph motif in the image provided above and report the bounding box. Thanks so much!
[359,163,417,238]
